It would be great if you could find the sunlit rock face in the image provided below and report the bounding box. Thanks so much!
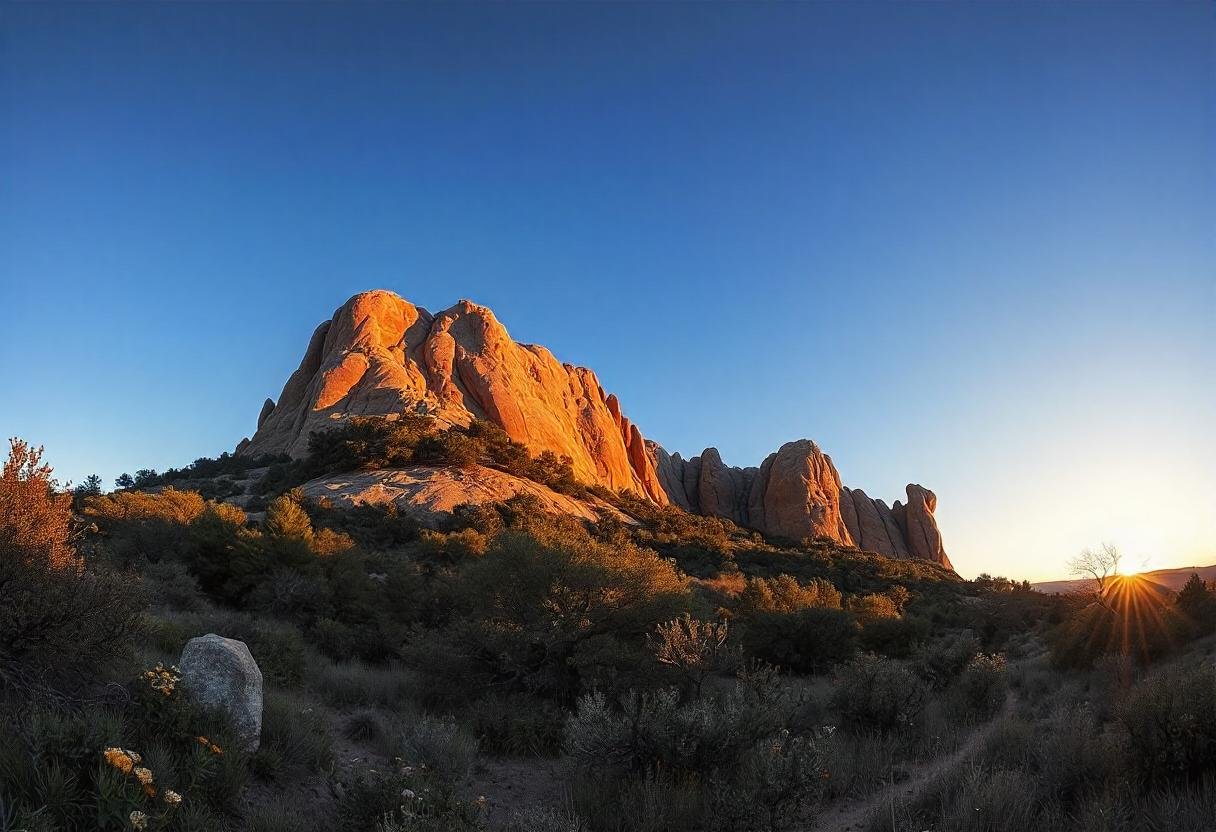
[647,440,952,569]
[243,290,667,501]
[241,289,952,569]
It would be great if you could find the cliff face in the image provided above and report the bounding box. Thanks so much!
[243,290,667,502]
[241,290,952,570]
[647,441,952,569]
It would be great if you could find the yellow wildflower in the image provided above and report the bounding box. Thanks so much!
[133,767,153,786]
[129,810,147,831]
[209,742,223,755]
[103,747,134,775]
[163,789,182,806]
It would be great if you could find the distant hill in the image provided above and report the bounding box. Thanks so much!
[1033,564,1216,595]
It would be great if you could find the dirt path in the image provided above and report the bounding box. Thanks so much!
[814,695,1016,832]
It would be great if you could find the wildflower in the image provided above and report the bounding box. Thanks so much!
[104,747,134,775]
[163,789,182,806]
[401,789,416,800]
[133,767,154,786]
[129,810,147,831]
[197,736,223,755]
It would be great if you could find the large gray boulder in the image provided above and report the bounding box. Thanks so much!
[179,634,263,752]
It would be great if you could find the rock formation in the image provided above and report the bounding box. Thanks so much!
[179,634,263,752]
[243,290,667,502]
[298,465,629,527]
[240,290,953,570]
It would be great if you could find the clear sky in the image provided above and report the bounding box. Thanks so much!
[2,3,1213,582]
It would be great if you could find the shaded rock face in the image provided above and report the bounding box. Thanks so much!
[243,291,666,502]
[242,290,951,570]
[179,634,263,752]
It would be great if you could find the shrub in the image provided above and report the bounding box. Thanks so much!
[254,690,334,781]
[832,654,928,732]
[1118,663,1216,784]
[648,615,733,696]
[845,592,900,622]
[949,652,1009,719]
[464,693,567,756]
[343,708,389,744]
[396,715,479,781]
[0,439,144,698]
[445,523,690,700]
[312,617,359,660]
[736,575,842,617]
[857,614,930,658]
[310,659,418,709]
[912,630,981,688]
[741,607,858,674]
[340,762,485,832]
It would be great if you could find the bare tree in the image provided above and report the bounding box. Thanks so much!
[1069,542,1121,602]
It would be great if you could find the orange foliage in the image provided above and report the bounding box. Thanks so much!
[0,438,81,570]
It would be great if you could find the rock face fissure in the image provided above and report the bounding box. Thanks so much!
[240,290,952,570]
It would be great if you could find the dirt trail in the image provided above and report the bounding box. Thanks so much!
[814,695,1016,832]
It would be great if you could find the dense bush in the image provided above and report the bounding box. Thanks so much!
[832,654,928,732]
[254,415,586,498]
[417,521,691,701]
[741,607,859,673]
[565,675,825,831]
[1118,662,1216,784]
[949,652,1008,718]
[0,439,144,698]
[736,575,841,616]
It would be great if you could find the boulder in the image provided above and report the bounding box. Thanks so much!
[179,634,263,752]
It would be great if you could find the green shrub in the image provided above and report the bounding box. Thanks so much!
[741,607,858,674]
[832,654,928,732]
[313,617,359,660]
[310,659,419,709]
[434,523,690,701]
[464,693,567,756]
[396,715,479,781]
[857,614,930,658]
[254,690,334,781]
[1118,663,1216,784]
[248,622,308,688]
[949,652,1008,719]
[912,630,981,688]
[340,763,485,832]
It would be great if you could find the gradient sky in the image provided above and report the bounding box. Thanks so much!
[2,3,1213,581]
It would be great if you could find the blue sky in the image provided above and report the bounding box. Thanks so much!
[2,2,1213,580]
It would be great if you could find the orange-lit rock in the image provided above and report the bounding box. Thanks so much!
[297,465,628,527]
[243,290,666,501]
[242,289,952,569]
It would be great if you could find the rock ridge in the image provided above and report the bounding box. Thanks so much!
[240,290,952,570]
